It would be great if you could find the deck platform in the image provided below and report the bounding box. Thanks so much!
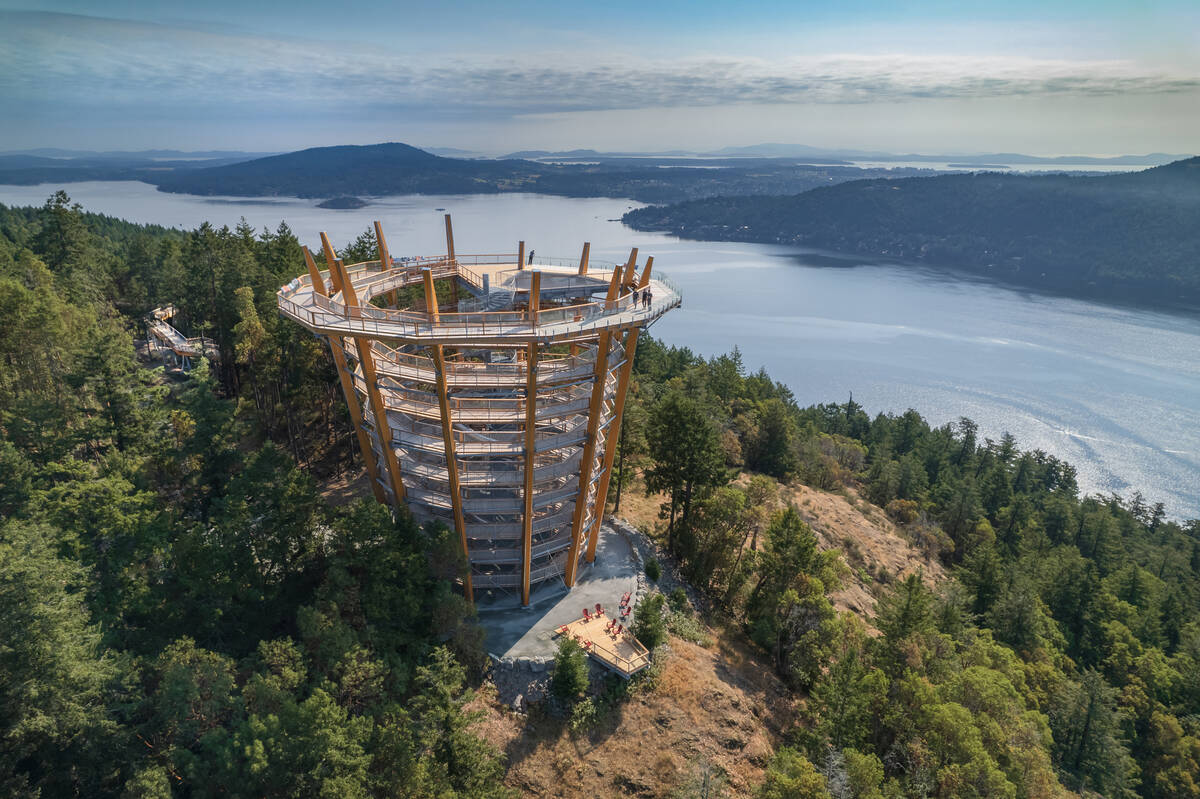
[555,613,651,678]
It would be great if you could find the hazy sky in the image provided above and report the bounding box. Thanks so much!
[2,0,1198,155]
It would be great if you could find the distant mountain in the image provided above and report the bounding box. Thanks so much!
[624,157,1200,307]
[145,142,944,203]
[0,149,272,184]
[153,142,542,197]
[0,148,275,161]
[702,144,1190,166]
[421,146,488,158]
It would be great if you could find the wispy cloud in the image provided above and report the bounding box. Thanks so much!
[4,11,1198,118]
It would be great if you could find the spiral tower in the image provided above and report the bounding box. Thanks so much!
[277,216,680,605]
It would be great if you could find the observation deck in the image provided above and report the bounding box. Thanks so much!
[277,216,679,606]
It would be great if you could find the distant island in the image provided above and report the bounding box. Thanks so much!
[947,163,1010,169]
[623,157,1200,307]
[0,142,1094,206]
[316,195,368,209]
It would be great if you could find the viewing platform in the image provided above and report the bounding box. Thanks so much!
[277,253,680,347]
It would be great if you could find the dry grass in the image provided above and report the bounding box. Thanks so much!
[474,627,796,798]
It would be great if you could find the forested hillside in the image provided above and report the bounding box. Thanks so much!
[0,194,511,798]
[618,339,1200,798]
[2,194,1198,798]
[623,157,1200,306]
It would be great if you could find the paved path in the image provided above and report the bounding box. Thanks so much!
[477,524,639,660]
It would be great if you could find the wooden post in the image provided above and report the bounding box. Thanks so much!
[620,249,638,296]
[431,342,473,604]
[522,341,539,605]
[586,325,640,562]
[517,240,525,271]
[564,333,612,586]
[444,214,455,261]
[304,246,386,504]
[565,266,625,582]
[373,221,398,308]
[604,260,623,310]
[422,268,439,323]
[578,242,591,276]
[528,270,541,325]
[639,256,654,288]
[319,233,343,295]
[332,256,407,504]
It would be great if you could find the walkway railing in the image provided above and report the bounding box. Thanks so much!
[278,252,680,343]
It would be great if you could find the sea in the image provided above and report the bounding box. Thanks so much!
[3,180,1197,519]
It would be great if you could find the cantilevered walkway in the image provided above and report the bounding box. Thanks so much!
[277,216,679,606]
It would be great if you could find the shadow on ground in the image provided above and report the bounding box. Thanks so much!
[476,525,639,660]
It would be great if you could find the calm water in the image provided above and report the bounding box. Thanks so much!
[4,181,1198,518]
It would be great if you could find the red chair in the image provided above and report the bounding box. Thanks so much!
[582,608,592,621]
[557,625,569,635]
[583,640,593,650]
[595,603,604,616]
[614,624,623,636]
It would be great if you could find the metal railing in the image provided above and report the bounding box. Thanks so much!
[277,252,681,342]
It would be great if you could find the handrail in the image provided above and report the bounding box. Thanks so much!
[280,284,673,339]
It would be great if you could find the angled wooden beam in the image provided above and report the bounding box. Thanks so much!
[522,341,539,605]
[319,232,343,295]
[304,246,385,504]
[564,332,613,586]
[517,240,525,271]
[577,242,591,276]
[604,260,624,310]
[528,270,541,325]
[639,255,654,288]
[422,268,440,322]
[303,244,326,291]
[444,214,456,261]
[374,221,392,269]
[430,342,473,604]
[620,249,638,296]
[586,325,641,562]
[373,221,398,308]
[333,256,407,504]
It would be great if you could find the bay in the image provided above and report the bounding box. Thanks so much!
[3,180,1197,518]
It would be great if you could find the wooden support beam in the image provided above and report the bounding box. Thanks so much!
[422,268,439,322]
[578,242,591,275]
[522,341,539,606]
[444,214,456,261]
[517,240,525,271]
[620,251,638,296]
[639,256,654,288]
[304,246,385,504]
[528,270,541,325]
[373,221,398,308]
[431,343,473,604]
[604,260,624,310]
[319,233,343,295]
[564,333,612,586]
[332,256,407,505]
[586,326,641,562]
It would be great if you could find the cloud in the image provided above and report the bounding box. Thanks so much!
[3,11,1198,119]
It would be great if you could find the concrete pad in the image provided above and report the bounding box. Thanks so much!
[476,524,639,660]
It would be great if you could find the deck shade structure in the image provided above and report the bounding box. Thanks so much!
[277,217,680,605]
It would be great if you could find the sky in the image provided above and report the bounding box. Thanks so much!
[2,0,1198,156]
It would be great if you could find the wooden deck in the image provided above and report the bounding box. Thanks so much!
[555,612,651,678]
